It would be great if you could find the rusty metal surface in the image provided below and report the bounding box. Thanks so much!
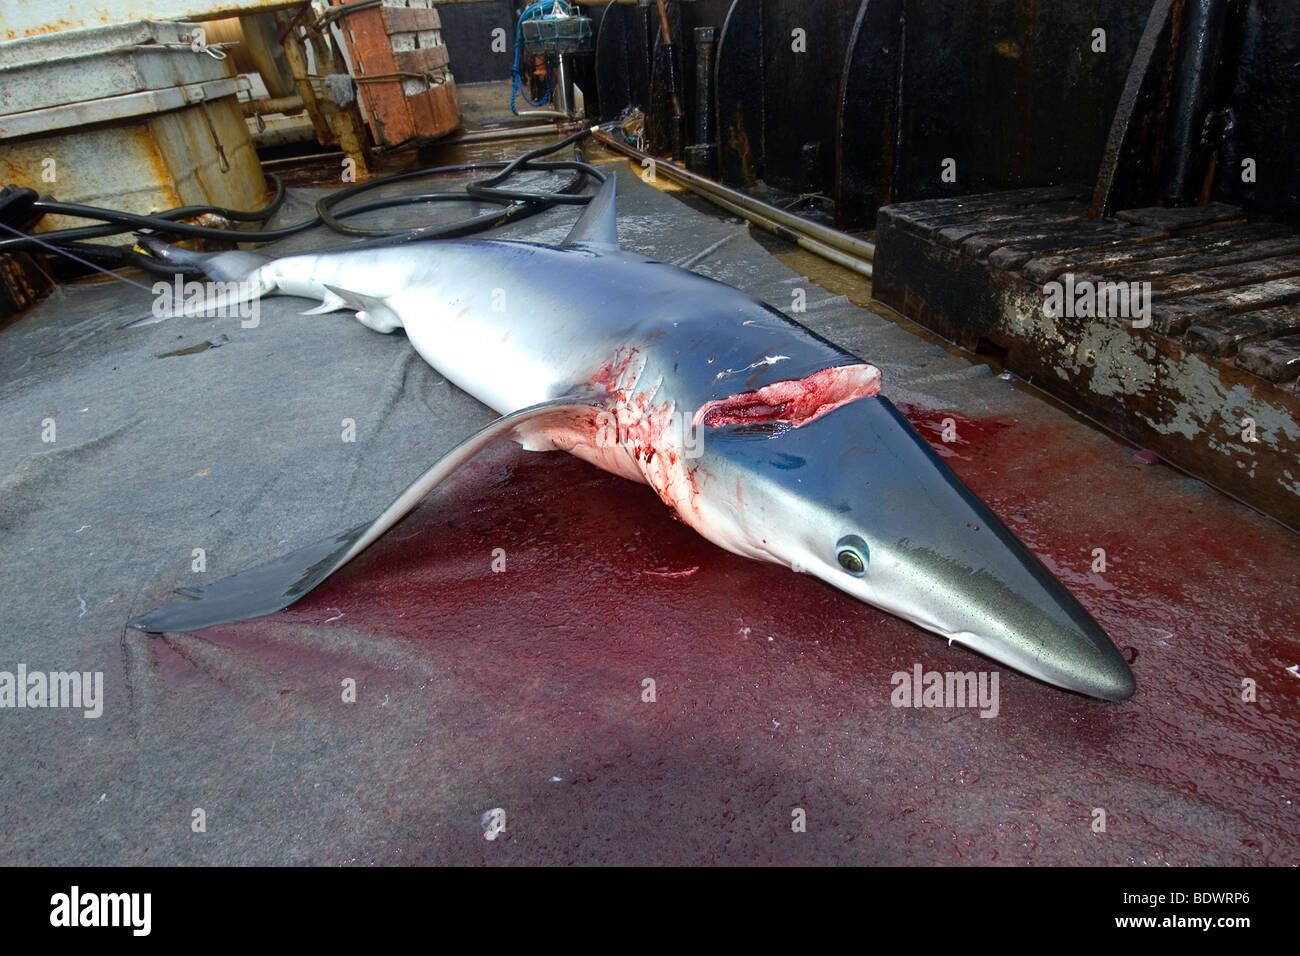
[2,96,265,236]
[0,0,304,42]
[0,17,265,231]
[874,187,1300,529]
[0,21,234,118]
[1092,0,1300,227]
[715,0,861,196]
[1091,0,1181,218]
[333,0,460,146]
[713,0,1157,228]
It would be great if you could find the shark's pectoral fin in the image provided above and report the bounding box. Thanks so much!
[127,393,610,634]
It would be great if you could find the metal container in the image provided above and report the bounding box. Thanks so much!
[0,19,266,235]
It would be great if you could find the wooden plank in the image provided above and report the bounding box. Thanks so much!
[903,198,1083,232]
[1151,276,1300,335]
[1184,307,1300,357]
[380,6,441,35]
[873,187,1300,528]
[407,76,458,138]
[1021,223,1291,284]
[879,184,1087,221]
[1115,202,1243,232]
[395,44,449,73]
[1075,236,1300,285]
[1144,253,1300,300]
[1236,333,1300,383]
[928,203,1079,247]
[986,221,1148,272]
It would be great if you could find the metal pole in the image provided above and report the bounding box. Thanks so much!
[553,52,574,117]
[591,127,875,263]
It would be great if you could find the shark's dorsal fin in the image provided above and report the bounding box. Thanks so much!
[561,175,619,248]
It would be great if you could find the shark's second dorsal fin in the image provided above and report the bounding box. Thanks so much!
[561,175,619,248]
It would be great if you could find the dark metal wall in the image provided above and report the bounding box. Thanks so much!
[837,0,1155,225]
[594,0,731,153]
[435,0,1300,228]
[715,0,863,194]
[434,0,518,83]
[1211,1,1300,223]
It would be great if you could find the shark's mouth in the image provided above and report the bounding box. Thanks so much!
[693,364,882,429]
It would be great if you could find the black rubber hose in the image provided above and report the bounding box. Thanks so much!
[0,129,601,255]
[0,176,290,253]
[313,127,603,238]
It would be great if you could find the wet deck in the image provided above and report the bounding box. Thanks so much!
[0,154,1297,865]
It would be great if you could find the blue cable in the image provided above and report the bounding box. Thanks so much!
[510,0,571,114]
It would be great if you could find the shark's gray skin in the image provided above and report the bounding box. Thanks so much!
[128,176,1135,701]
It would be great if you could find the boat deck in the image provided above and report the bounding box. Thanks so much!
[0,151,1296,865]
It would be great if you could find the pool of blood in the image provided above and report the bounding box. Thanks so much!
[154,402,1300,865]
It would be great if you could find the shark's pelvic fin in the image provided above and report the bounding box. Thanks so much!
[322,283,403,333]
[300,289,349,316]
[561,175,619,249]
[127,393,610,634]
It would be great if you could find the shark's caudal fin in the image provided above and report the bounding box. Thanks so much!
[134,235,272,283]
[124,236,275,328]
[128,393,608,633]
[561,175,619,248]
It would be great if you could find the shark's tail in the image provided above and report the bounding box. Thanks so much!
[135,234,272,283]
[125,236,276,328]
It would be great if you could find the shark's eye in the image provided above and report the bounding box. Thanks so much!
[836,535,869,576]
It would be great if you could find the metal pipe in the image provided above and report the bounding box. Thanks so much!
[651,0,686,160]
[242,95,305,116]
[693,26,716,147]
[553,52,574,117]
[1163,0,1228,203]
[443,124,560,145]
[686,185,873,279]
[260,151,345,168]
[591,127,875,262]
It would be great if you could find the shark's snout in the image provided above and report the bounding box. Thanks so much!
[839,398,1136,701]
[938,551,1136,702]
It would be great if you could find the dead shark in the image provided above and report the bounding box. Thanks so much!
[128,174,1135,701]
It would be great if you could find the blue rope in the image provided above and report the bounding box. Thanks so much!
[510,0,571,114]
